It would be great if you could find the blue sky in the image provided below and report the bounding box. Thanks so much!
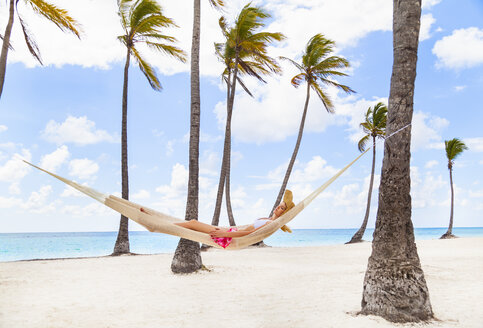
[0,0,482,233]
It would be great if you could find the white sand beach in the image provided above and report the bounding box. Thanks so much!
[1,237,482,328]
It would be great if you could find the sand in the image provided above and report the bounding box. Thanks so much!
[1,237,482,328]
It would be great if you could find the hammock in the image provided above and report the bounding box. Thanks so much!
[23,149,368,250]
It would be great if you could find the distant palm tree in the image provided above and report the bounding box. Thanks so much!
[346,102,387,244]
[171,0,223,274]
[440,138,468,239]
[113,0,186,255]
[271,34,354,216]
[211,4,284,226]
[0,0,81,98]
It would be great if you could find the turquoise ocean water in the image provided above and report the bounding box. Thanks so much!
[1,227,482,262]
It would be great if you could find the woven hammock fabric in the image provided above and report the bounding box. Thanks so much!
[23,149,368,250]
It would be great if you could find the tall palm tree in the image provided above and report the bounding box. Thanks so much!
[346,102,387,244]
[171,0,223,274]
[360,0,433,322]
[113,0,186,255]
[211,4,284,227]
[270,34,354,216]
[0,0,81,98]
[440,138,468,239]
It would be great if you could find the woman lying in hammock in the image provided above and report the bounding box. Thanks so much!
[174,190,295,248]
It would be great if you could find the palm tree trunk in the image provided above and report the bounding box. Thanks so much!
[360,0,433,322]
[223,59,239,225]
[270,82,311,217]
[346,137,376,244]
[171,0,202,273]
[113,46,132,255]
[0,0,15,99]
[441,167,455,238]
[211,76,231,226]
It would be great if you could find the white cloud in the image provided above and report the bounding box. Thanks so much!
[419,14,436,41]
[411,166,447,209]
[422,0,441,9]
[22,185,56,214]
[0,125,7,133]
[454,85,466,92]
[425,160,439,169]
[411,111,449,151]
[0,196,21,208]
[41,116,116,145]
[433,27,483,69]
[68,159,99,180]
[132,189,151,200]
[9,182,21,195]
[464,137,483,152]
[39,145,70,172]
[0,149,32,183]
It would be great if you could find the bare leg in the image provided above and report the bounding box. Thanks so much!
[175,220,227,234]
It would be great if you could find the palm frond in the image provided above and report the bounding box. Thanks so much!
[290,73,305,88]
[0,34,14,50]
[28,0,81,38]
[311,83,334,113]
[319,78,355,94]
[131,46,161,91]
[17,13,42,64]
[445,138,468,162]
[279,56,304,72]
[129,0,161,29]
[358,134,370,152]
[236,76,253,97]
[208,0,225,9]
[144,41,187,62]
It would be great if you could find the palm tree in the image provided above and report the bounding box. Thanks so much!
[0,0,81,98]
[211,4,285,227]
[113,0,186,255]
[440,138,468,239]
[346,102,387,244]
[171,0,223,274]
[360,0,433,322]
[270,34,354,216]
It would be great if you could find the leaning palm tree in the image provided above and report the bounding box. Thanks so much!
[113,0,186,255]
[346,102,387,244]
[211,4,284,227]
[361,0,433,322]
[171,0,223,274]
[270,34,354,216]
[0,0,81,98]
[440,138,468,239]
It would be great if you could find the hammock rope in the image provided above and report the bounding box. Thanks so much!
[23,148,369,250]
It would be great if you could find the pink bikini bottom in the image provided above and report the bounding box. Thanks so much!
[211,227,237,248]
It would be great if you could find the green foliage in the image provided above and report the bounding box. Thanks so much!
[280,34,355,113]
[358,102,387,152]
[117,0,186,90]
[445,138,468,169]
[215,4,285,94]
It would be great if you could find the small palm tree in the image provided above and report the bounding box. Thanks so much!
[211,4,285,226]
[0,0,81,98]
[171,0,224,274]
[271,34,355,215]
[113,0,186,255]
[346,102,387,244]
[440,138,468,239]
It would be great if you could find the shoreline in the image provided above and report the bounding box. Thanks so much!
[1,238,482,328]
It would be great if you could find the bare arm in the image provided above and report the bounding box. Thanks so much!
[210,222,271,238]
